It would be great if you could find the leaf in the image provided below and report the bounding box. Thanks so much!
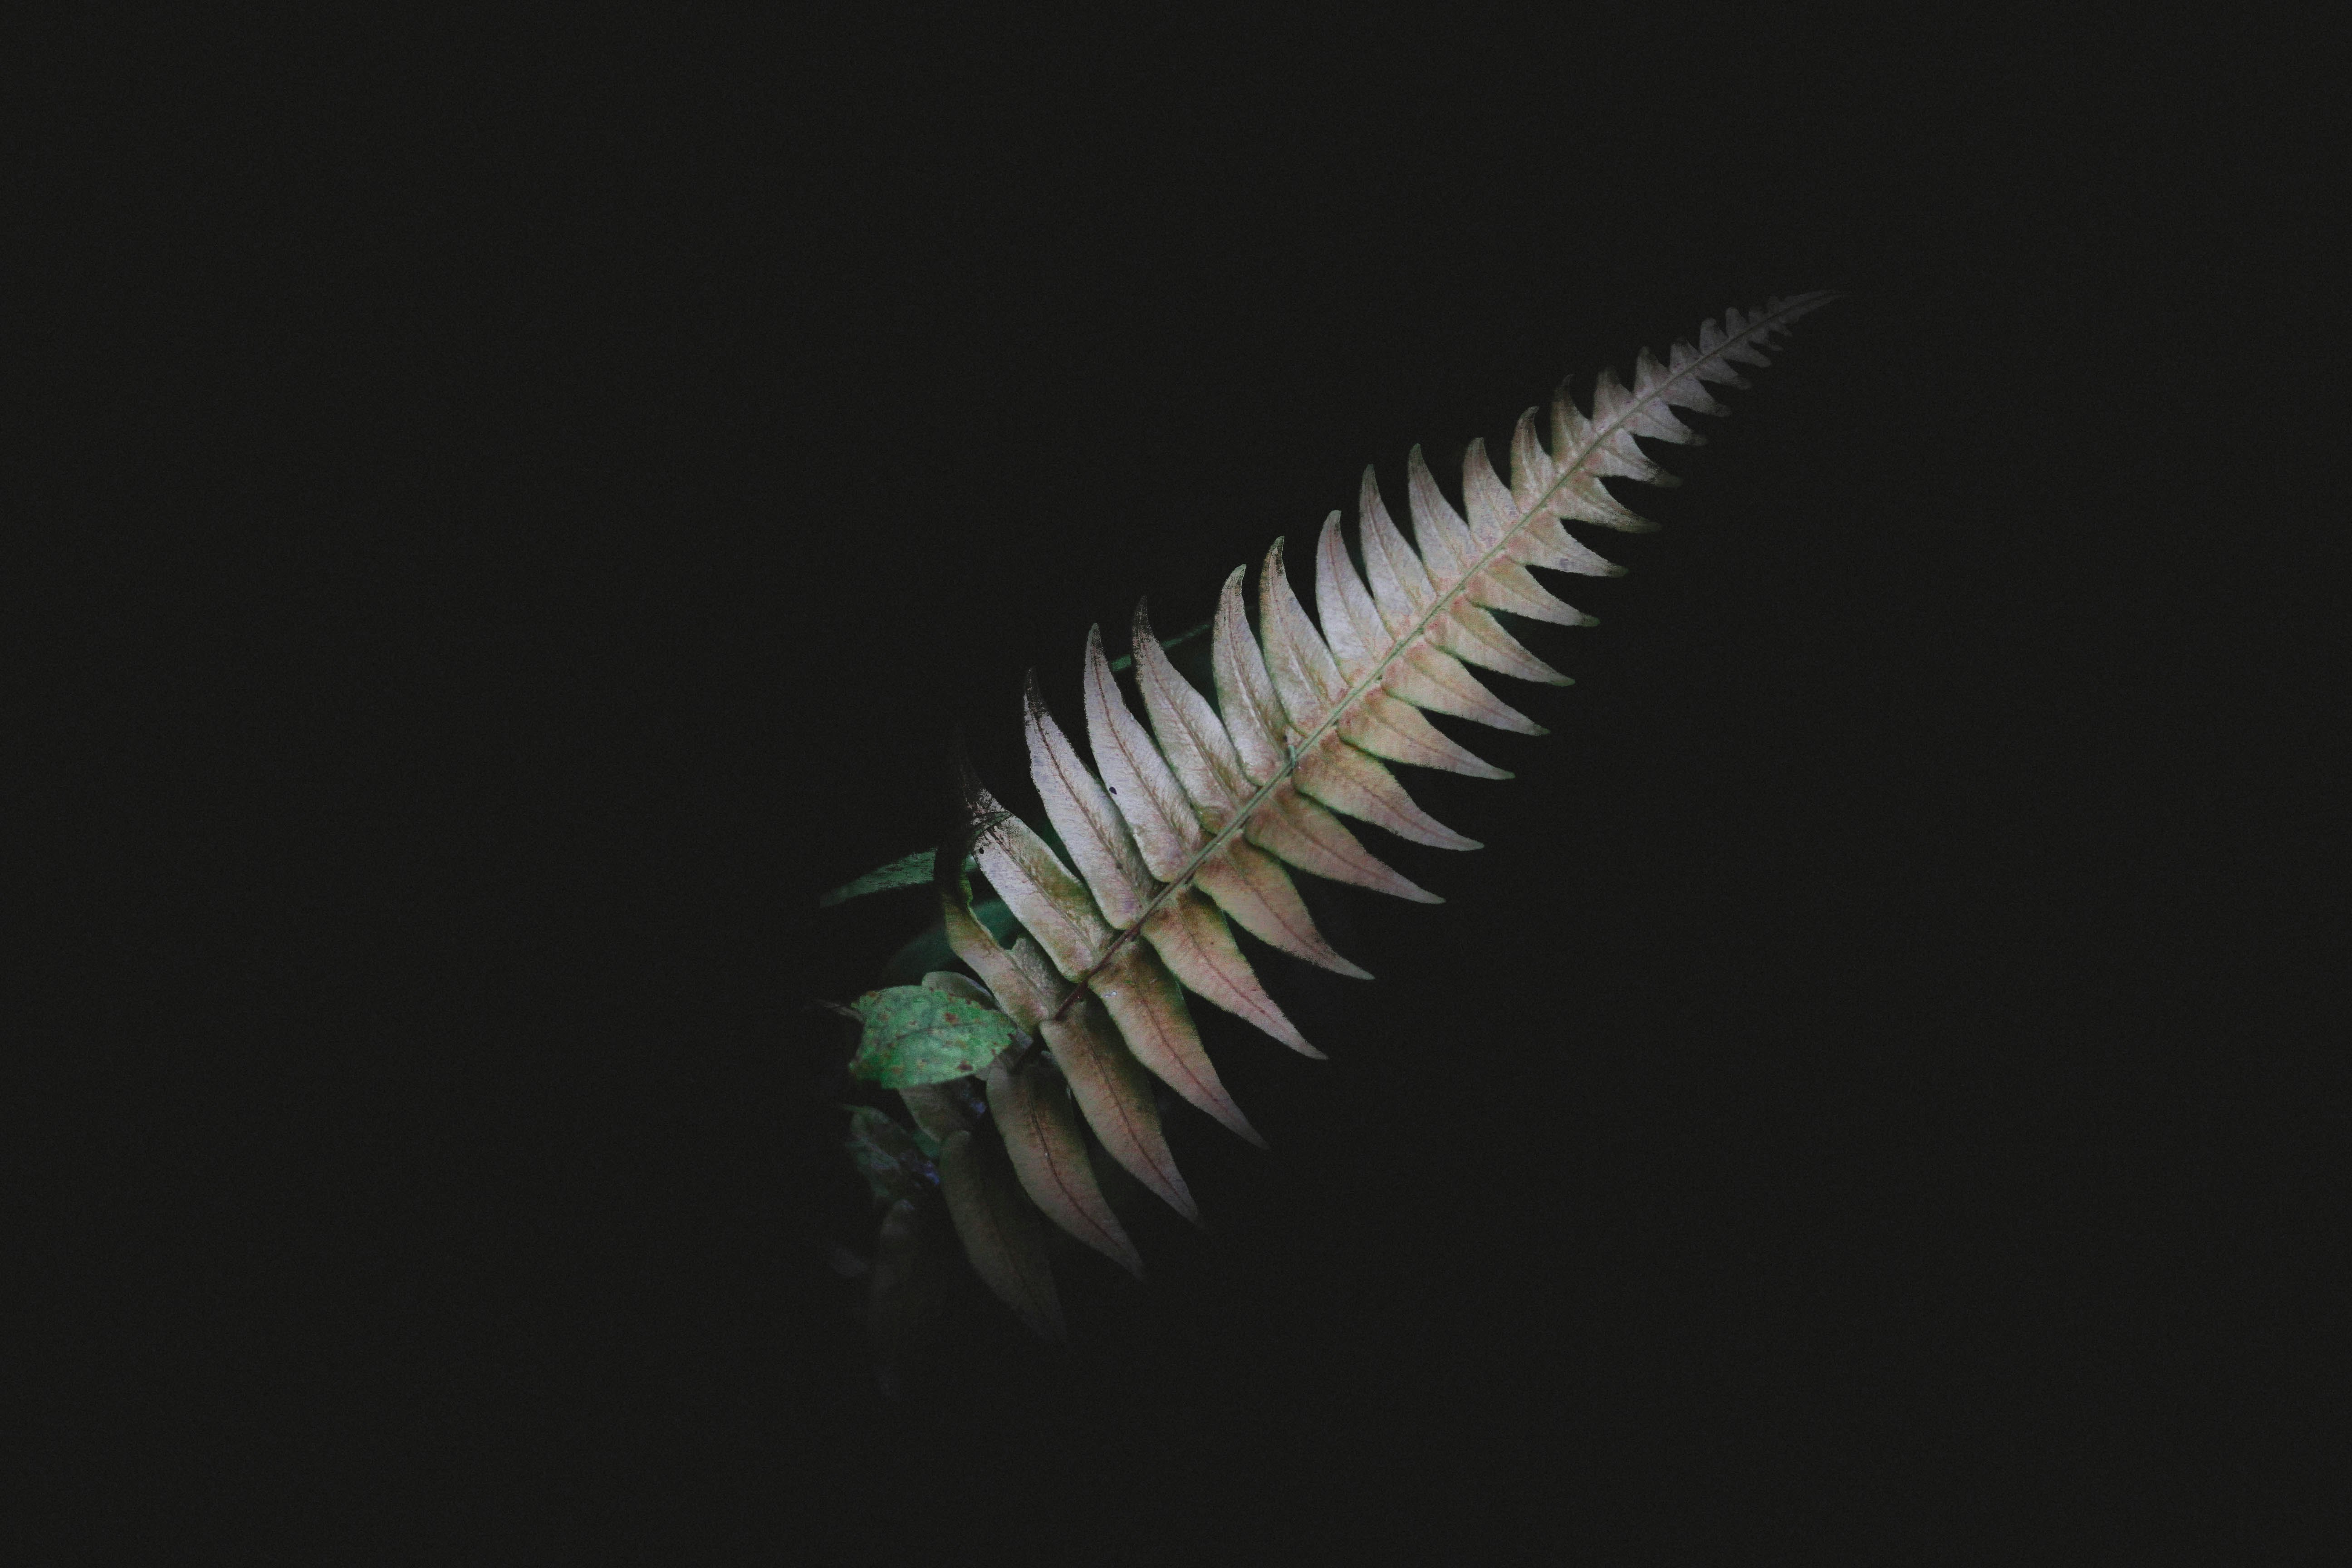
[1040,996,1198,1222]
[821,849,971,908]
[1091,941,1265,1146]
[938,822,1200,1219]
[897,1034,982,1147]
[1141,885,1319,1055]
[1085,623,1205,882]
[970,785,1118,981]
[1131,601,1253,822]
[936,816,1080,1039]
[843,1105,933,1210]
[1025,672,1155,929]
[911,297,1835,1315]
[1193,837,1372,979]
[1243,779,1440,904]
[938,1128,1066,1342]
[845,985,1026,1087]
[921,970,995,1007]
[986,1051,1144,1277]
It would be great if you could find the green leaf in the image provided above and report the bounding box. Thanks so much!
[842,1104,933,1208]
[845,985,1025,1087]
[819,850,974,910]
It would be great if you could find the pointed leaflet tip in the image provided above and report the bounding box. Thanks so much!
[1357,466,1436,637]
[1140,885,1322,1057]
[966,781,1117,981]
[1245,780,1443,903]
[1340,690,1513,779]
[1258,537,1349,732]
[1132,596,1254,820]
[1293,741,1481,853]
[1092,942,1268,1146]
[1318,506,1416,695]
[1212,562,1291,785]
[1024,666,1154,930]
[1040,1002,1200,1223]
[938,1129,1066,1342]
[987,1053,1144,1278]
[1195,838,1374,980]
[1085,622,1206,881]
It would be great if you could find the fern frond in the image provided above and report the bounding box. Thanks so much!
[939,294,1836,1320]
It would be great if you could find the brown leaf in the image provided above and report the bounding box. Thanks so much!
[1211,564,1293,785]
[1256,538,1349,731]
[986,1053,1143,1277]
[1245,782,1440,903]
[898,1085,973,1146]
[1194,837,1373,980]
[1293,739,1480,852]
[969,785,1115,980]
[1339,689,1510,779]
[937,1129,1066,1342]
[1024,674,1155,929]
[1131,600,1253,822]
[1387,641,1543,734]
[1141,885,1321,1055]
[1092,942,1265,1146]
[1040,996,1199,1222]
[941,882,1049,1031]
[1085,625,1206,880]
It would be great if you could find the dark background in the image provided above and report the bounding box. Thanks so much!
[25,6,2327,1559]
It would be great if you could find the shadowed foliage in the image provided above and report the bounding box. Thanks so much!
[830,296,1837,1386]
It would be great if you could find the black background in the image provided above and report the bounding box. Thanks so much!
[25,6,2329,1559]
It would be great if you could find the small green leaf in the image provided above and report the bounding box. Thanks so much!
[819,850,945,909]
[846,985,1025,1087]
